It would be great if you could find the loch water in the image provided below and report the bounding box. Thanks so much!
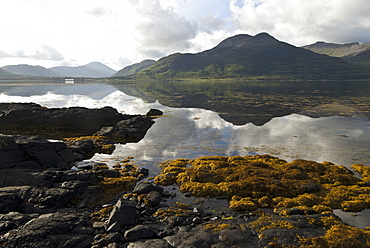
[1,79,370,227]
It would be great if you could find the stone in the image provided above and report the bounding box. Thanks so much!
[133,182,164,194]
[97,116,155,143]
[124,225,157,241]
[106,199,137,228]
[96,232,124,246]
[107,221,121,232]
[127,239,173,248]
[146,109,164,117]
[0,193,22,213]
[145,191,162,206]
[137,168,149,177]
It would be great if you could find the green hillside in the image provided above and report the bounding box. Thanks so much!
[134,33,370,80]
[113,59,156,77]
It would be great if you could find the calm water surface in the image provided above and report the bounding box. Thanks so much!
[1,80,370,226]
[1,80,369,170]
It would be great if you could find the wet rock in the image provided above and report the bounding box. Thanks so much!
[124,225,157,241]
[219,228,257,247]
[146,109,164,117]
[95,232,124,246]
[0,103,129,136]
[137,168,149,177]
[0,135,76,170]
[106,199,137,229]
[133,182,164,194]
[145,191,162,206]
[97,116,155,143]
[0,210,92,248]
[127,239,173,248]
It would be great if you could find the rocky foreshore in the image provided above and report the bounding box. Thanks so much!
[1,103,370,248]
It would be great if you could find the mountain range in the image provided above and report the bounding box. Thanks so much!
[1,33,370,80]
[1,62,116,78]
[133,33,370,80]
[50,62,116,78]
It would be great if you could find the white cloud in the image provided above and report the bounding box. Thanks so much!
[0,0,369,70]
[132,0,199,53]
[230,0,370,46]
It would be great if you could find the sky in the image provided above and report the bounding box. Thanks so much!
[1,0,370,71]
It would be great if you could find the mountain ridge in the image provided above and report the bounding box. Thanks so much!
[302,41,370,58]
[50,62,116,78]
[1,64,64,77]
[133,33,370,80]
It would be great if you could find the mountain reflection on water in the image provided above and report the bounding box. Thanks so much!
[111,80,370,126]
[0,81,369,171]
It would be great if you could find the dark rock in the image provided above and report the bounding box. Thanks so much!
[0,193,22,213]
[299,182,321,193]
[106,199,137,228]
[98,169,122,178]
[0,103,131,136]
[95,232,124,246]
[146,109,164,117]
[0,135,77,170]
[97,116,155,143]
[127,239,173,248]
[66,139,96,160]
[107,221,121,232]
[165,216,187,226]
[124,225,157,241]
[184,192,192,197]
[145,191,162,206]
[219,227,257,246]
[133,182,164,194]
[137,168,149,177]
[0,210,92,248]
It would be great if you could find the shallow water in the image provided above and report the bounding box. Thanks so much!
[1,80,370,228]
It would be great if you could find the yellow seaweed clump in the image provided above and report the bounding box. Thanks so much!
[100,176,137,195]
[154,155,370,213]
[154,159,189,185]
[249,215,297,233]
[229,196,257,211]
[203,223,232,232]
[352,163,370,182]
[64,135,115,154]
[299,223,370,248]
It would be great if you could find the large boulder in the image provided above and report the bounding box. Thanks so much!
[0,103,137,137]
[106,199,137,229]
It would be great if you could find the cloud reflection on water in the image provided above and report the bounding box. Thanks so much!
[0,87,369,171]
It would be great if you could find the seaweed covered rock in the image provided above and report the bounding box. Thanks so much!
[154,155,370,212]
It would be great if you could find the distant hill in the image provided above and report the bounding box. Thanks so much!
[302,41,370,69]
[112,59,156,77]
[0,68,18,78]
[1,64,63,77]
[134,33,370,80]
[302,41,370,59]
[50,62,116,78]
